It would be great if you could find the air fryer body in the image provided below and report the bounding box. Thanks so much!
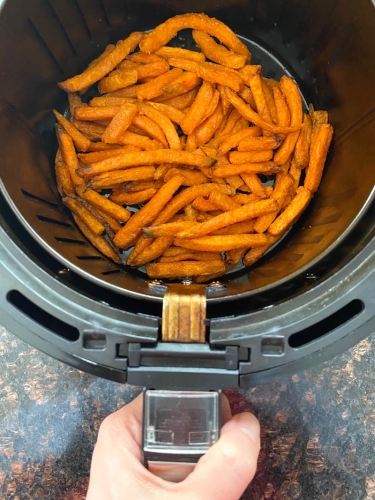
[0,0,374,389]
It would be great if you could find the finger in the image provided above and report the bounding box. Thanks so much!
[221,393,232,425]
[180,412,260,500]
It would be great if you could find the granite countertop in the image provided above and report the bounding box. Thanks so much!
[1,324,375,500]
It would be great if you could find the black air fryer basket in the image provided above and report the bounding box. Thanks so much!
[0,0,374,391]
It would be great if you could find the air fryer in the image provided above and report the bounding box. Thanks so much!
[0,0,374,394]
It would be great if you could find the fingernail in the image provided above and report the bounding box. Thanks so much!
[236,413,260,444]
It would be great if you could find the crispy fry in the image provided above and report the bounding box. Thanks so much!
[238,65,262,79]
[208,190,240,211]
[239,86,256,109]
[293,113,313,169]
[146,260,226,278]
[110,188,157,205]
[225,175,244,191]
[133,59,170,80]
[55,158,75,197]
[195,102,224,146]
[192,30,247,69]
[262,78,278,124]
[304,124,334,193]
[243,236,279,266]
[143,221,197,238]
[195,248,245,282]
[192,196,220,212]
[73,214,122,264]
[59,32,144,92]
[174,234,268,252]
[101,103,138,144]
[184,204,198,221]
[180,81,214,135]
[108,85,139,98]
[211,219,255,235]
[136,102,181,150]
[145,101,185,124]
[232,193,261,204]
[79,149,214,177]
[160,87,199,110]
[238,134,282,151]
[229,150,274,164]
[53,110,91,152]
[72,119,106,141]
[63,196,105,235]
[87,166,156,190]
[280,76,303,126]
[79,148,142,165]
[164,167,208,186]
[289,158,302,190]
[98,69,138,94]
[218,126,261,154]
[68,93,84,116]
[168,58,243,92]
[88,44,116,69]
[273,130,300,165]
[213,161,280,177]
[78,188,131,222]
[248,74,273,126]
[159,251,222,263]
[224,88,300,134]
[131,114,168,147]
[131,236,174,266]
[157,72,202,100]
[75,106,119,122]
[140,13,250,59]
[136,68,183,101]
[56,125,83,188]
[90,96,135,108]
[87,142,122,151]
[113,175,185,248]
[254,174,294,233]
[176,199,278,239]
[155,46,206,62]
[273,87,290,127]
[94,209,122,232]
[154,163,172,180]
[119,131,163,150]
[268,186,312,236]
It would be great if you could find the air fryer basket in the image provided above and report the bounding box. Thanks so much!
[0,0,374,389]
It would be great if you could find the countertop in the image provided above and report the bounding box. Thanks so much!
[1,324,375,500]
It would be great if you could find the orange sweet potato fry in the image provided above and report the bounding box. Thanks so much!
[78,148,136,164]
[131,114,168,147]
[211,219,255,235]
[174,234,268,252]
[224,88,301,134]
[229,150,274,164]
[133,59,170,80]
[157,72,202,100]
[59,32,144,92]
[132,237,174,266]
[268,186,312,236]
[304,124,334,193]
[293,113,313,169]
[146,260,226,278]
[192,196,219,212]
[98,69,138,94]
[176,199,278,239]
[94,209,122,232]
[145,101,185,124]
[136,102,181,150]
[56,125,83,188]
[53,110,91,152]
[75,106,119,122]
[248,74,273,126]
[195,102,224,146]
[155,46,206,62]
[87,166,156,190]
[273,87,291,128]
[180,81,214,135]
[68,93,84,116]
[238,134,282,151]
[64,196,105,235]
[239,86,256,110]
[71,119,106,141]
[217,126,262,154]
[113,175,185,248]
[119,131,163,150]
[90,96,135,108]
[280,76,303,127]
[78,188,131,222]
[160,87,200,110]
[102,103,138,144]
[140,13,250,59]
[87,142,122,151]
[262,78,278,124]
[55,156,75,197]
[213,161,280,177]
[240,173,268,199]
[136,68,183,100]
[289,159,302,190]
[208,190,240,211]
[143,221,197,238]
[192,30,247,69]
[110,187,157,205]
[243,235,279,266]
[164,167,208,186]
[159,250,222,263]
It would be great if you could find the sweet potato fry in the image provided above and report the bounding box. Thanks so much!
[218,126,262,154]
[136,68,183,100]
[72,120,106,141]
[240,173,268,199]
[56,125,83,188]
[78,188,131,222]
[180,81,214,135]
[146,260,226,278]
[107,85,139,98]
[243,236,279,266]
[78,148,139,165]
[154,163,172,180]
[174,234,268,252]
[293,113,313,169]
[136,102,181,150]
[273,87,290,128]
[225,175,244,191]
[239,86,256,109]
[254,174,294,233]
[273,130,300,165]
[232,193,261,204]
[192,30,247,69]
[157,72,202,100]
[176,199,278,239]
[119,131,163,150]
[160,87,199,110]
[59,32,144,92]
[238,65,262,80]
[79,149,214,177]
[289,158,302,190]
[132,236,174,266]
[192,196,219,212]
[268,186,312,236]
[53,110,91,152]
[134,59,170,80]
[88,44,116,69]
[145,101,185,124]
[211,219,255,235]
[248,74,273,126]
[155,47,205,63]
[304,124,334,193]
[164,167,208,186]
[75,106,119,122]
[87,142,122,151]
[195,102,224,146]
[213,161,280,177]
[159,250,222,263]
[262,78,278,124]
[72,214,122,264]
[168,58,243,92]
[229,150,274,164]
[68,93,84,116]
[113,175,185,248]
[110,188,157,205]
[87,166,156,190]
[90,96,135,108]
[143,221,197,238]
[238,134,282,151]
[94,209,122,232]
[208,190,240,211]
[101,103,138,144]
[224,88,300,134]
[132,114,168,147]
[63,196,105,235]
[55,157,75,197]
[98,69,138,94]
[195,247,245,282]
[139,13,250,59]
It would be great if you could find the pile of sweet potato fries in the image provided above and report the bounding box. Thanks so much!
[54,13,333,282]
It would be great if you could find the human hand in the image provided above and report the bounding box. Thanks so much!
[87,393,260,500]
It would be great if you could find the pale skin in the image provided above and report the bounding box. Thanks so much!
[87,394,261,500]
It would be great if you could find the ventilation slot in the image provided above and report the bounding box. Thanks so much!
[21,189,59,208]
[83,332,106,350]
[27,19,64,75]
[55,237,87,245]
[7,290,79,342]
[37,215,72,228]
[76,255,105,261]
[289,300,364,348]
[102,269,121,275]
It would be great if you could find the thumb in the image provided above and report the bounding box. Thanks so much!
[180,412,260,500]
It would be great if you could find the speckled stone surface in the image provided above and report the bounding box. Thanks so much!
[1,324,375,500]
